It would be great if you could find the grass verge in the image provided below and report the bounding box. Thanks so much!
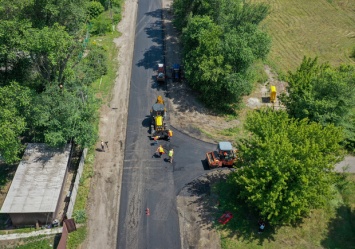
[91,30,120,104]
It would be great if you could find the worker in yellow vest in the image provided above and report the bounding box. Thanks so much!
[168,149,174,163]
[155,145,165,158]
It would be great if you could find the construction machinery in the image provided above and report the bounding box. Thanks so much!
[157,63,165,83]
[206,142,237,169]
[150,96,169,139]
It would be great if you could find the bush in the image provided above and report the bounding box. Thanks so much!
[76,44,108,85]
[90,14,112,35]
[73,209,87,224]
[86,1,104,19]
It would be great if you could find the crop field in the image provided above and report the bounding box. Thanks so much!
[251,0,355,74]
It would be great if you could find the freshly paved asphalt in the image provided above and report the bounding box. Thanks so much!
[116,0,215,248]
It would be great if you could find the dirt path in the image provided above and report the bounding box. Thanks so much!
[83,0,137,248]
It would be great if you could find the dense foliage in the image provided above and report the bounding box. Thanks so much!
[173,0,271,109]
[280,57,355,150]
[229,109,344,225]
[0,0,119,163]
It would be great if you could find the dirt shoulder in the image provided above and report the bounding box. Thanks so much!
[83,0,137,248]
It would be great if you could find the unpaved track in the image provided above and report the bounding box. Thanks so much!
[84,0,138,248]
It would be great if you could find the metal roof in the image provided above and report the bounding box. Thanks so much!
[218,142,233,151]
[0,143,71,214]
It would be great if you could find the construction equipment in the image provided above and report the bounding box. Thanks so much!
[206,142,237,169]
[150,96,169,139]
[157,63,165,83]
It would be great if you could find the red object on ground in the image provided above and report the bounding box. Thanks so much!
[218,211,233,225]
[146,208,150,216]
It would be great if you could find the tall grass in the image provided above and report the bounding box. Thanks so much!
[251,0,355,74]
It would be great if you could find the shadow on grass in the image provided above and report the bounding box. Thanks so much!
[321,173,355,248]
[321,204,355,249]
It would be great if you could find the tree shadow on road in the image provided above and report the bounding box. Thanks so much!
[136,10,164,70]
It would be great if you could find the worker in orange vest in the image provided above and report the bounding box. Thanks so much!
[167,129,173,141]
[155,145,165,158]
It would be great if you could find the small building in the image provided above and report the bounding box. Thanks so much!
[0,143,72,226]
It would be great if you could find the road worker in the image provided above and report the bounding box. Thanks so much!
[153,136,159,145]
[168,149,174,163]
[156,145,165,158]
[167,129,173,141]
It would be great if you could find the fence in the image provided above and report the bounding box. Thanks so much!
[66,148,88,219]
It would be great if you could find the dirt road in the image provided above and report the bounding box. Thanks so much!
[83,0,137,248]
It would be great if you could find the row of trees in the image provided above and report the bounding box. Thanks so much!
[0,0,120,163]
[173,0,271,109]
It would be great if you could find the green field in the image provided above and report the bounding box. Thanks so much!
[251,0,355,74]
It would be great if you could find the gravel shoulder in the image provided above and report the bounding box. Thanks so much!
[83,0,137,248]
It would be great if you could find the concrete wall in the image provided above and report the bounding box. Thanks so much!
[66,148,88,218]
[10,212,53,227]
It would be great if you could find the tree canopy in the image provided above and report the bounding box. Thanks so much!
[0,82,33,163]
[0,0,110,163]
[280,57,355,149]
[174,0,271,109]
[229,109,344,225]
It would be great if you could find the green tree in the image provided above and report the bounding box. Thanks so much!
[0,20,32,84]
[0,82,33,163]
[30,84,99,147]
[25,23,78,85]
[280,57,355,149]
[86,1,104,19]
[229,109,344,225]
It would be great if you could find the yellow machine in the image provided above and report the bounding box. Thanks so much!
[270,86,277,103]
[150,96,169,139]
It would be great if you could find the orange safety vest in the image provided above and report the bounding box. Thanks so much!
[168,130,173,137]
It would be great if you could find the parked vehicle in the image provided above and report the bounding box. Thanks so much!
[157,63,165,83]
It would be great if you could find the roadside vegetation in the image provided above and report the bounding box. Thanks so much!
[174,0,355,248]
[214,172,355,248]
[173,0,271,111]
[0,0,121,163]
[0,0,122,247]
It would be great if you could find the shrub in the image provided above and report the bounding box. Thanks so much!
[86,1,104,19]
[73,209,87,224]
[90,14,112,35]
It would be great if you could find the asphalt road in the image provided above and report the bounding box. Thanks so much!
[116,0,215,248]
